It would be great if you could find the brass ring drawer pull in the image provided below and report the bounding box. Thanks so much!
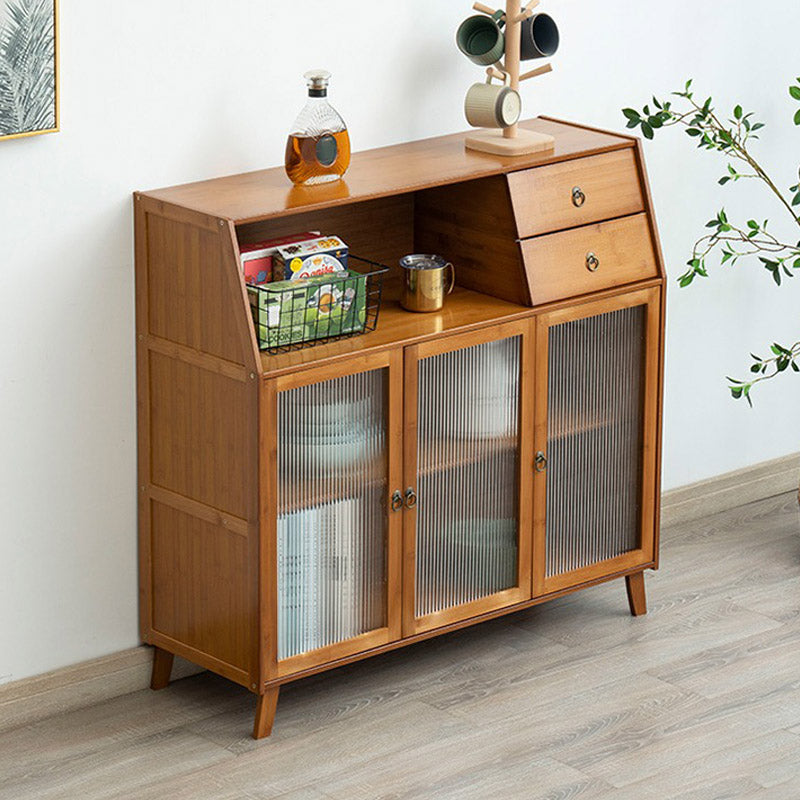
[572,186,586,207]
[404,487,417,509]
[390,490,404,512]
[586,252,600,272]
[535,451,548,473]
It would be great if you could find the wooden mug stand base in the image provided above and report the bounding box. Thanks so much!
[465,127,555,156]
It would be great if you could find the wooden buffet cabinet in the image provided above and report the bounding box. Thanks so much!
[134,117,665,739]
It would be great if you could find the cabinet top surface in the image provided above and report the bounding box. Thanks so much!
[139,118,634,225]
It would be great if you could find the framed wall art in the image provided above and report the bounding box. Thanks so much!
[0,0,58,141]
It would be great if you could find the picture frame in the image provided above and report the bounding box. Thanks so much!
[0,0,59,142]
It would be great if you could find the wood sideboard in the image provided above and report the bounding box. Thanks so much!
[134,117,665,739]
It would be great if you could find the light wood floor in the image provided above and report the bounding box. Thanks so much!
[2,492,799,799]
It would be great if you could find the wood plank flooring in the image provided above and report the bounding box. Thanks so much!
[1,492,798,799]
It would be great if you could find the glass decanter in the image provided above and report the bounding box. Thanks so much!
[285,70,351,185]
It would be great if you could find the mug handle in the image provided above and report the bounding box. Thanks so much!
[491,9,505,28]
[445,262,456,295]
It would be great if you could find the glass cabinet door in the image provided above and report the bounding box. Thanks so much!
[533,287,662,595]
[403,321,534,635]
[267,350,402,676]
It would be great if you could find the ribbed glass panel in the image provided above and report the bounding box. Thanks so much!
[545,305,645,577]
[277,370,387,660]
[416,337,521,616]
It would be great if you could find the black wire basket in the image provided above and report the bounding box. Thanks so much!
[248,255,388,354]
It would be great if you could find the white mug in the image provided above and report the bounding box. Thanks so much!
[464,72,521,129]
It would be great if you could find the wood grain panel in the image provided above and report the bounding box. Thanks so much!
[150,501,254,675]
[140,119,633,224]
[148,351,251,518]
[508,148,644,238]
[146,214,245,363]
[521,214,658,305]
[414,175,529,305]
[259,287,531,379]
[633,139,668,566]
[236,194,414,288]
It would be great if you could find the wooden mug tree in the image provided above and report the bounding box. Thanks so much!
[465,0,556,156]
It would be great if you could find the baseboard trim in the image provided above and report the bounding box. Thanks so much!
[2,453,797,734]
[0,646,203,734]
[661,452,800,528]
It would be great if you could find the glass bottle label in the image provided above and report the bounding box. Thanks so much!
[315,134,338,167]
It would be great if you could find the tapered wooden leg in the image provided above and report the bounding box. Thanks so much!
[150,647,174,690]
[253,687,280,740]
[625,571,647,617]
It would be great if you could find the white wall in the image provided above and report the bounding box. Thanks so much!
[1,0,798,683]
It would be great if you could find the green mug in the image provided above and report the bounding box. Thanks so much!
[456,10,505,67]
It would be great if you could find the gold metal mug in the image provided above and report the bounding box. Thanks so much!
[399,254,456,313]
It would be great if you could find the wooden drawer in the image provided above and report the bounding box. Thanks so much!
[508,149,644,238]
[521,213,658,305]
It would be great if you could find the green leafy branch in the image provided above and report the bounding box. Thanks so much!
[729,341,800,406]
[621,78,800,403]
[681,209,800,288]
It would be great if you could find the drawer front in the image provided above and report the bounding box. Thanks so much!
[508,149,645,238]
[521,213,658,305]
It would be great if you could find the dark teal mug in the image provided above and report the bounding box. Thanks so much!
[456,10,505,67]
[520,13,559,60]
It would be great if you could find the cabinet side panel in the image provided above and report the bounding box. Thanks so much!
[146,213,246,363]
[150,500,253,675]
[633,140,667,565]
[414,176,530,306]
[149,351,250,518]
[136,201,260,684]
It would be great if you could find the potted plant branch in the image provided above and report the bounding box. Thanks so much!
[622,78,800,405]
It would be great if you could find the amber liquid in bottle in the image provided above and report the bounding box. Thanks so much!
[284,130,351,185]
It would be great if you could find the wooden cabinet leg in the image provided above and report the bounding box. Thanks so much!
[150,647,174,690]
[625,571,647,617]
[253,687,280,740]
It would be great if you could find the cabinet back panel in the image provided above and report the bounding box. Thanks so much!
[236,194,414,289]
[149,351,250,518]
[545,305,645,576]
[150,501,253,672]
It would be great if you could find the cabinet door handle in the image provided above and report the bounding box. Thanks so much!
[585,252,600,272]
[404,488,418,509]
[572,186,586,207]
[535,451,548,473]
[390,490,404,512]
